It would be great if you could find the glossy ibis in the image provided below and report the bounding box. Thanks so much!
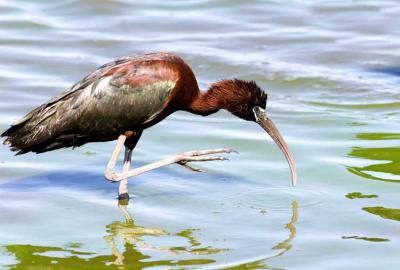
[1,52,297,200]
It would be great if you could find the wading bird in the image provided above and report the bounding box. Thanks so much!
[1,52,297,200]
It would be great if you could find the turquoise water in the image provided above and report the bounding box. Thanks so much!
[0,1,400,269]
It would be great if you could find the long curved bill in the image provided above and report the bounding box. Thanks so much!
[253,106,297,186]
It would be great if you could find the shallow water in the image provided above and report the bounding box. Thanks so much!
[0,0,400,269]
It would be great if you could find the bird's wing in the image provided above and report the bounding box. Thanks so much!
[70,59,180,133]
[2,53,181,153]
[10,53,180,127]
[8,56,136,128]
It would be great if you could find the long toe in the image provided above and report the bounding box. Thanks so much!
[184,148,238,156]
[188,156,229,162]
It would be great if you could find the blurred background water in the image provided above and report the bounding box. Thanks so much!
[0,0,399,269]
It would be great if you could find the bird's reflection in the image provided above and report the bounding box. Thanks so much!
[221,201,298,270]
[272,201,298,256]
[3,201,298,269]
[104,201,227,266]
[2,202,223,269]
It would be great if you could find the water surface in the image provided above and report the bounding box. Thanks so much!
[0,0,400,269]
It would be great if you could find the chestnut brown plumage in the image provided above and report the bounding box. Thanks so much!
[1,52,296,200]
[188,79,267,121]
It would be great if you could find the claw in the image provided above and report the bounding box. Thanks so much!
[224,148,239,154]
[179,162,205,172]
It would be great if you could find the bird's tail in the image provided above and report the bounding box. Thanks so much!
[2,106,96,155]
[2,107,45,155]
[1,105,71,155]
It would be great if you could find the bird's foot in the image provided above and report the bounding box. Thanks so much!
[105,147,238,182]
[177,148,238,172]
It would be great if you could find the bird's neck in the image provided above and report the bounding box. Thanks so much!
[187,84,227,116]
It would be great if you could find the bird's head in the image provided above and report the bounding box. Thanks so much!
[210,79,297,186]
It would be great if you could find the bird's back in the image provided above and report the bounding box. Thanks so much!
[1,52,199,154]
